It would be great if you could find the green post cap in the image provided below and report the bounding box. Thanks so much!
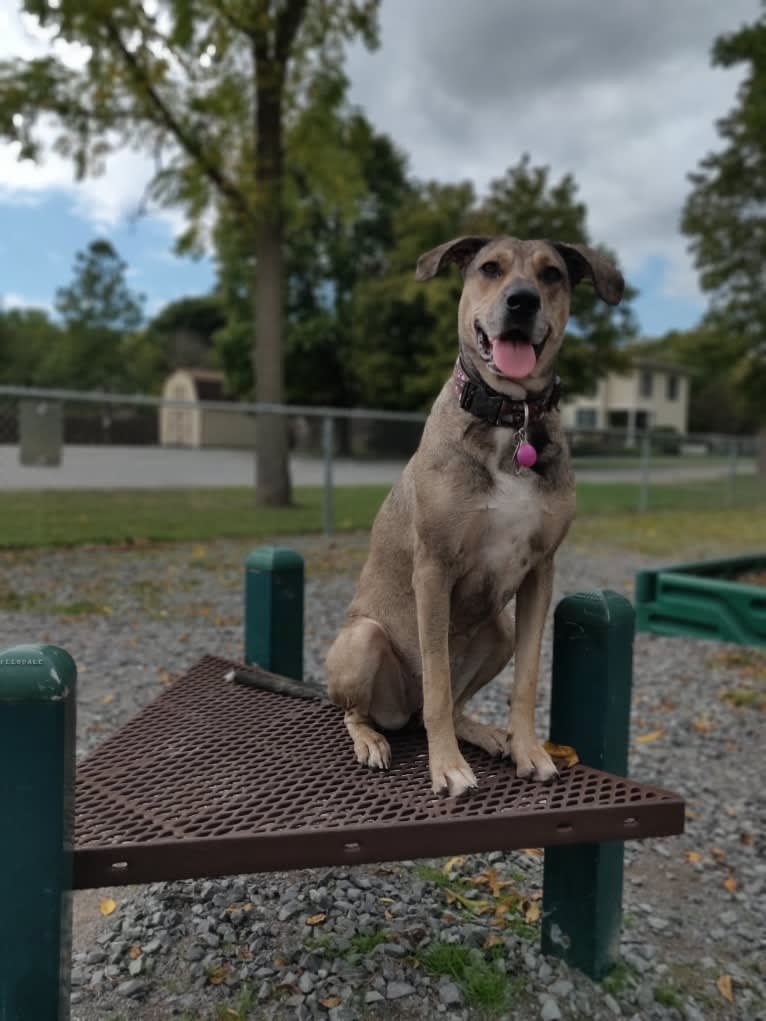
[0,644,77,702]
[246,547,304,572]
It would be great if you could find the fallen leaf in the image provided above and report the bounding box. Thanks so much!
[520,847,543,857]
[716,974,734,1003]
[473,867,512,898]
[379,897,394,904]
[238,946,253,960]
[442,855,466,875]
[723,876,737,893]
[192,544,207,558]
[101,693,114,704]
[525,901,541,924]
[159,669,174,685]
[711,847,727,864]
[445,889,491,914]
[685,808,698,819]
[208,964,230,985]
[99,897,117,916]
[129,945,141,960]
[320,996,342,1009]
[692,718,715,734]
[685,851,703,864]
[636,729,665,744]
[484,933,504,949]
[306,913,327,926]
[740,832,754,847]
[384,909,393,921]
[543,741,579,767]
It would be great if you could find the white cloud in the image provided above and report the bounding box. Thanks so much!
[1,291,54,314]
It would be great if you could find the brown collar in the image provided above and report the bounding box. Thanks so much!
[453,357,561,428]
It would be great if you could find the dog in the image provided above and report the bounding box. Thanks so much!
[326,235,624,797]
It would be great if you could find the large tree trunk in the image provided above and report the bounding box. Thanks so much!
[253,54,291,506]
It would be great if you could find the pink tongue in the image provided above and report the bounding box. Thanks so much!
[491,338,537,379]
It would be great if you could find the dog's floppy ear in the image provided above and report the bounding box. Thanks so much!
[551,242,624,306]
[415,236,493,281]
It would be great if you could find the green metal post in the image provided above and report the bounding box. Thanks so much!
[541,591,635,979]
[0,644,77,1021]
[244,547,304,681]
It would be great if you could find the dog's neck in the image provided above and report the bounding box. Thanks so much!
[453,356,560,429]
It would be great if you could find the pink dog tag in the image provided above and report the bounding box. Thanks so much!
[516,441,537,468]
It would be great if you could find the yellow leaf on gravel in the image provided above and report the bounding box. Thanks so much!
[692,718,715,734]
[99,897,117,916]
[525,902,541,924]
[685,851,703,864]
[484,933,504,949]
[306,913,327,926]
[208,964,230,985]
[543,742,579,767]
[723,876,737,893]
[320,996,342,1009]
[711,847,727,863]
[716,974,734,1003]
[442,855,466,875]
[101,693,114,704]
[520,847,543,857]
[129,945,141,960]
[636,729,665,744]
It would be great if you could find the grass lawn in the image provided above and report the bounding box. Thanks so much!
[0,479,764,556]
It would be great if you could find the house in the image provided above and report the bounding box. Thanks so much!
[560,356,691,438]
[159,369,257,448]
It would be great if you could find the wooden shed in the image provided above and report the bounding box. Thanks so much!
[159,369,257,449]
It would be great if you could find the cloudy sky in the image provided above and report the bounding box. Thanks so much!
[0,0,761,337]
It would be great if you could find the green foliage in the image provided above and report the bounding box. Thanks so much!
[681,4,766,420]
[0,307,63,386]
[417,942,526,1014]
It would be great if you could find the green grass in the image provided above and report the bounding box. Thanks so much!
[654,984,683,1009]
[417,943,525,1015]
[0,478,764,553]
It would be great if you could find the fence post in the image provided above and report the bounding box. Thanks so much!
[541,591,635,979]
[638,431,650,512]
[244,547,304,681]
[727,437,738,508]
[322,415,334,537]
[0,643,77,1021]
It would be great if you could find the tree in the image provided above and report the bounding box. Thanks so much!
[50,239,145,391]
[681,4,766,426]
[143,293,226,380]
[350,157,637,409]
[213,83,409,421]
[0,0,379,505]
[0,307,64,386]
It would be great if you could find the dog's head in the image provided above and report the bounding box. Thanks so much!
[416,235,624,395]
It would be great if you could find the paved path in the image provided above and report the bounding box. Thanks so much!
[0,444,755,489]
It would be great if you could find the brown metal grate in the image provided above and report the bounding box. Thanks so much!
[74,656,684,889]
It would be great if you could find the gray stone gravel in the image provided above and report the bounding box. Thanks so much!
[1,534,764,1020]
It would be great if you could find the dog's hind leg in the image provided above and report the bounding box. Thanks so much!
[326,617,408,771]
[453,611,515,757]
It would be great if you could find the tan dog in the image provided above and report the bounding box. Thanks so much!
[326,235,624,797]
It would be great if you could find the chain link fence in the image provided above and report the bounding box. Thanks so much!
[0,385,764,536]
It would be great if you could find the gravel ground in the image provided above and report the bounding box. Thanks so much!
[1,535,764,1021]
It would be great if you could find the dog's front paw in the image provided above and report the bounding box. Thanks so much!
[429,752,478,797]
[508,733,558,782]
[352,729,391,771]
[454,716,508,758]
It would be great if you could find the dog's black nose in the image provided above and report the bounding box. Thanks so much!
[506,287,541,316]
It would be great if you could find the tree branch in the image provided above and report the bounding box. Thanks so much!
[276,0,309,63]
[103,20,253,221]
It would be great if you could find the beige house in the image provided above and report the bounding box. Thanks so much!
[159,369,257,448]
[560,357,690,439]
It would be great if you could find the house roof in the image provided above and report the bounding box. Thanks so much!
[175,368,237,402]
[630,356,692,376]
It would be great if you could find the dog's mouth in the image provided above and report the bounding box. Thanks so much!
[474,321,549,380]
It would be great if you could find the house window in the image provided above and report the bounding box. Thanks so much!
[575,408,598,428]
[666,374,679,400]
[608,410,629,429]
[639,369,653,397]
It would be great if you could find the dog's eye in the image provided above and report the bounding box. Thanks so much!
[540,265,563,285]
[480,260,502,279]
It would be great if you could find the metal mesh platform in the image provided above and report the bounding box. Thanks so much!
[73,656,685,889]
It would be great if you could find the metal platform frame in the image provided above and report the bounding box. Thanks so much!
[1,548,685,1020]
